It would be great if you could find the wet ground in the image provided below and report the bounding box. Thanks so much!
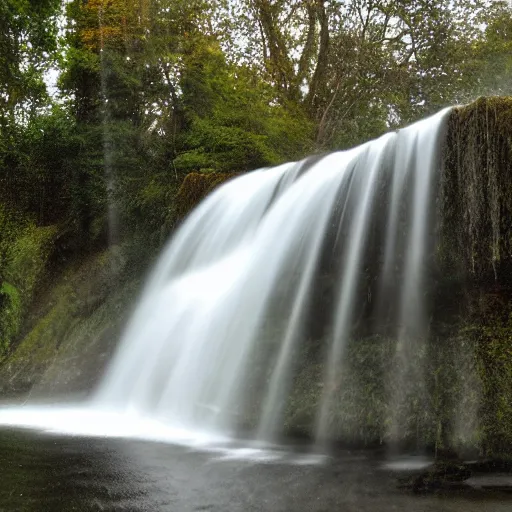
[0,428,511,511]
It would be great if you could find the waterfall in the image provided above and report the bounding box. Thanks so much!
[92,108,451,446]
[0,108,452,454]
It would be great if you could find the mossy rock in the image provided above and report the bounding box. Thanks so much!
[240,327,504,457]
[396,461,472,493]
[0,221,58,353]
[0,283,21,353]
[465,290,512,458]
[440,96,512,282]
[174,171,240,219]
[0,246,139,399]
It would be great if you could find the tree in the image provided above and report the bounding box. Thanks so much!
[59,0,151,241]
[215,0,501,149]
[176,37,313,173]
[3,0,511,251]
[0,0,60,127]
[0,0,62,227]
[463,1,512,98]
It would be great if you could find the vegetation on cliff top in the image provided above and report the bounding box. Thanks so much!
[2,0,512,258]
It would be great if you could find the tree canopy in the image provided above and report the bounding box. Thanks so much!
[0,0,511,249]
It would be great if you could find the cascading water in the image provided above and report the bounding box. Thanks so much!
[94,107,451,445]
[0,108,451,454]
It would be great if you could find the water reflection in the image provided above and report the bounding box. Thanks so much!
[1,428,511,512]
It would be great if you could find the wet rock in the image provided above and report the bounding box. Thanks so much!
[396,461,472,493]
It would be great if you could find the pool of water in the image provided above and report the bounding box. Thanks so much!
[1,427,511,511]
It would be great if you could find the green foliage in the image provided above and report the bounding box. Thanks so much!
[0,246,135,395]
[0,204,24,268]
[0,220,57,354]
[2,107,80,223]
[177,119,279,172]
[0,205,28,352]
[0,0,60,126]
[0,282,21,353]
[4,223,57,299]
[176,40,313,173]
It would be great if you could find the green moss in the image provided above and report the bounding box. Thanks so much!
[266,333,482,454]
[9,293,74,371]
[0,221,58,354]
[441,96,512,280]
[280,336,426,447]
[0,245,137,396]
[465,291,512,458]
[318,336,395,446]
[24,278,138,397]
[0,204,26,269]
[0,282,21,352]
[4,224,58,297]
[174,171,240,219]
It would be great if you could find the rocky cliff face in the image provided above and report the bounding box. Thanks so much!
[275,98,512,457]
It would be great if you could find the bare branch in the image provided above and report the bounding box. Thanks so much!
[296,2,317,86]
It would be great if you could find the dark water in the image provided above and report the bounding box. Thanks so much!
[0,428,511,512]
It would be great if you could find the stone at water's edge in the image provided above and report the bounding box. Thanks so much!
[0,98,512,459]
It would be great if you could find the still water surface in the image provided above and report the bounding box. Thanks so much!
[1,428,511,511]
